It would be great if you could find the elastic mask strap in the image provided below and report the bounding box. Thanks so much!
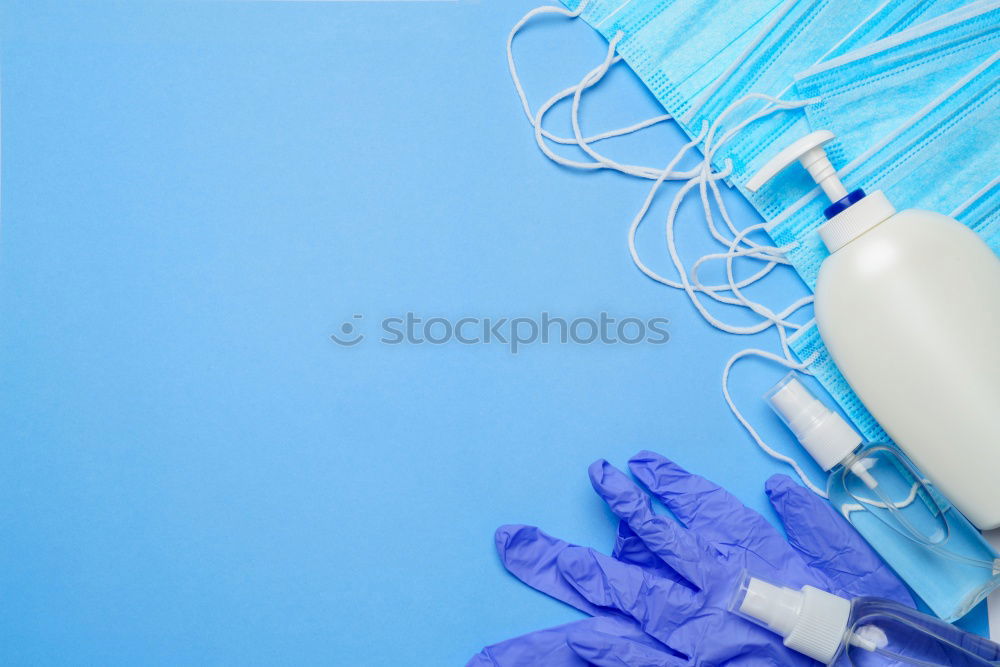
[508,3,683,179]
[637,94,817,337]
[628,122,742,291]
[567,35,676,177]
[659,174,811,336]
[634,93,815,255]
[507,1,591,128]
[689,223,814,331]
[530,37,698,179]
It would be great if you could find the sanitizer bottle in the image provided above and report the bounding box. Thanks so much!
[766,373,1000,622]
[747,130,1000,531]
[730,572,1000,666]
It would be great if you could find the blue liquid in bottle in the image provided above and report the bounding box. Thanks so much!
[828,442,1000,621]
[766,373,1000,621]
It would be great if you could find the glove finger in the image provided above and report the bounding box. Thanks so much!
[590,459,713,589]
[613,521,686,583]
[627,451,784,553]
[765,475,915,606]
[569,629,688,667]
[467,617,622,667]
[495,525,615,617]
[556,545,699,644]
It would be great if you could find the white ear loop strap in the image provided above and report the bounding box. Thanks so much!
[568,33,693,179]
[697,93,819,260]
[649,95,816,336]
[507,1,590,127]
[529,36,701,179]
[510,4,796,318]
[508,3,680,177]
[624,90,828,489]
[628,124,750,292]
[686,94,818,326]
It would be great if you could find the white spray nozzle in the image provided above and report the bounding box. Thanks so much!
[738,577,803,636]
[765,373,862,471]
[732,573,852,665]
[848,459,879,491]
[746,130,848,203]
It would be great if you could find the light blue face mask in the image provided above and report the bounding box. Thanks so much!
[684,0,976,189]
[726,0,999,221]
[795,1,1000,181]
[823,0,977,60]
[570,0,786,123]
[766,3,1000,289]
[564,0,978,197]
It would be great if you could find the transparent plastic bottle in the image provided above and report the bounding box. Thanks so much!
[731,572,1000,666]
[766,374,1000,621]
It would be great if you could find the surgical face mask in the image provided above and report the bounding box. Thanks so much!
[567,0,980,192]
[571,0,786,125]
[686,0,955,188]
[823,0,977,60]
[768,34,1000,290]
[734,0,1000,222]
[795,1,1000,182]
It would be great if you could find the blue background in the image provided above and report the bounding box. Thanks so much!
[0,0,987,664]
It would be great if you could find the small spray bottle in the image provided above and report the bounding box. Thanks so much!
[765,373,1000,622]
[730,572,1000,666]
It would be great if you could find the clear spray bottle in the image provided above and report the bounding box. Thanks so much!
[765,373,1000,622]
[730,572,1000,666]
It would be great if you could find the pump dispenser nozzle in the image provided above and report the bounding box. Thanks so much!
[745,130,897,252]
[746,130,848,201]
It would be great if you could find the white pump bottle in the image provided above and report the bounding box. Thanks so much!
[748,131,1000,530]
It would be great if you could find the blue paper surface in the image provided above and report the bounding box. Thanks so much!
[0,1,986,663]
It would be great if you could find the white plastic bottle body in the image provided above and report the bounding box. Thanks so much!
[815,209,1000,530]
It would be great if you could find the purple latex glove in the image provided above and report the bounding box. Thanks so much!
[473,451,913,665]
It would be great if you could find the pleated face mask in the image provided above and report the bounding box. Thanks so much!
[565,0,981,196]
[795,1,1000,171]
[508,0,1000,494]
[768,1,1000,290]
